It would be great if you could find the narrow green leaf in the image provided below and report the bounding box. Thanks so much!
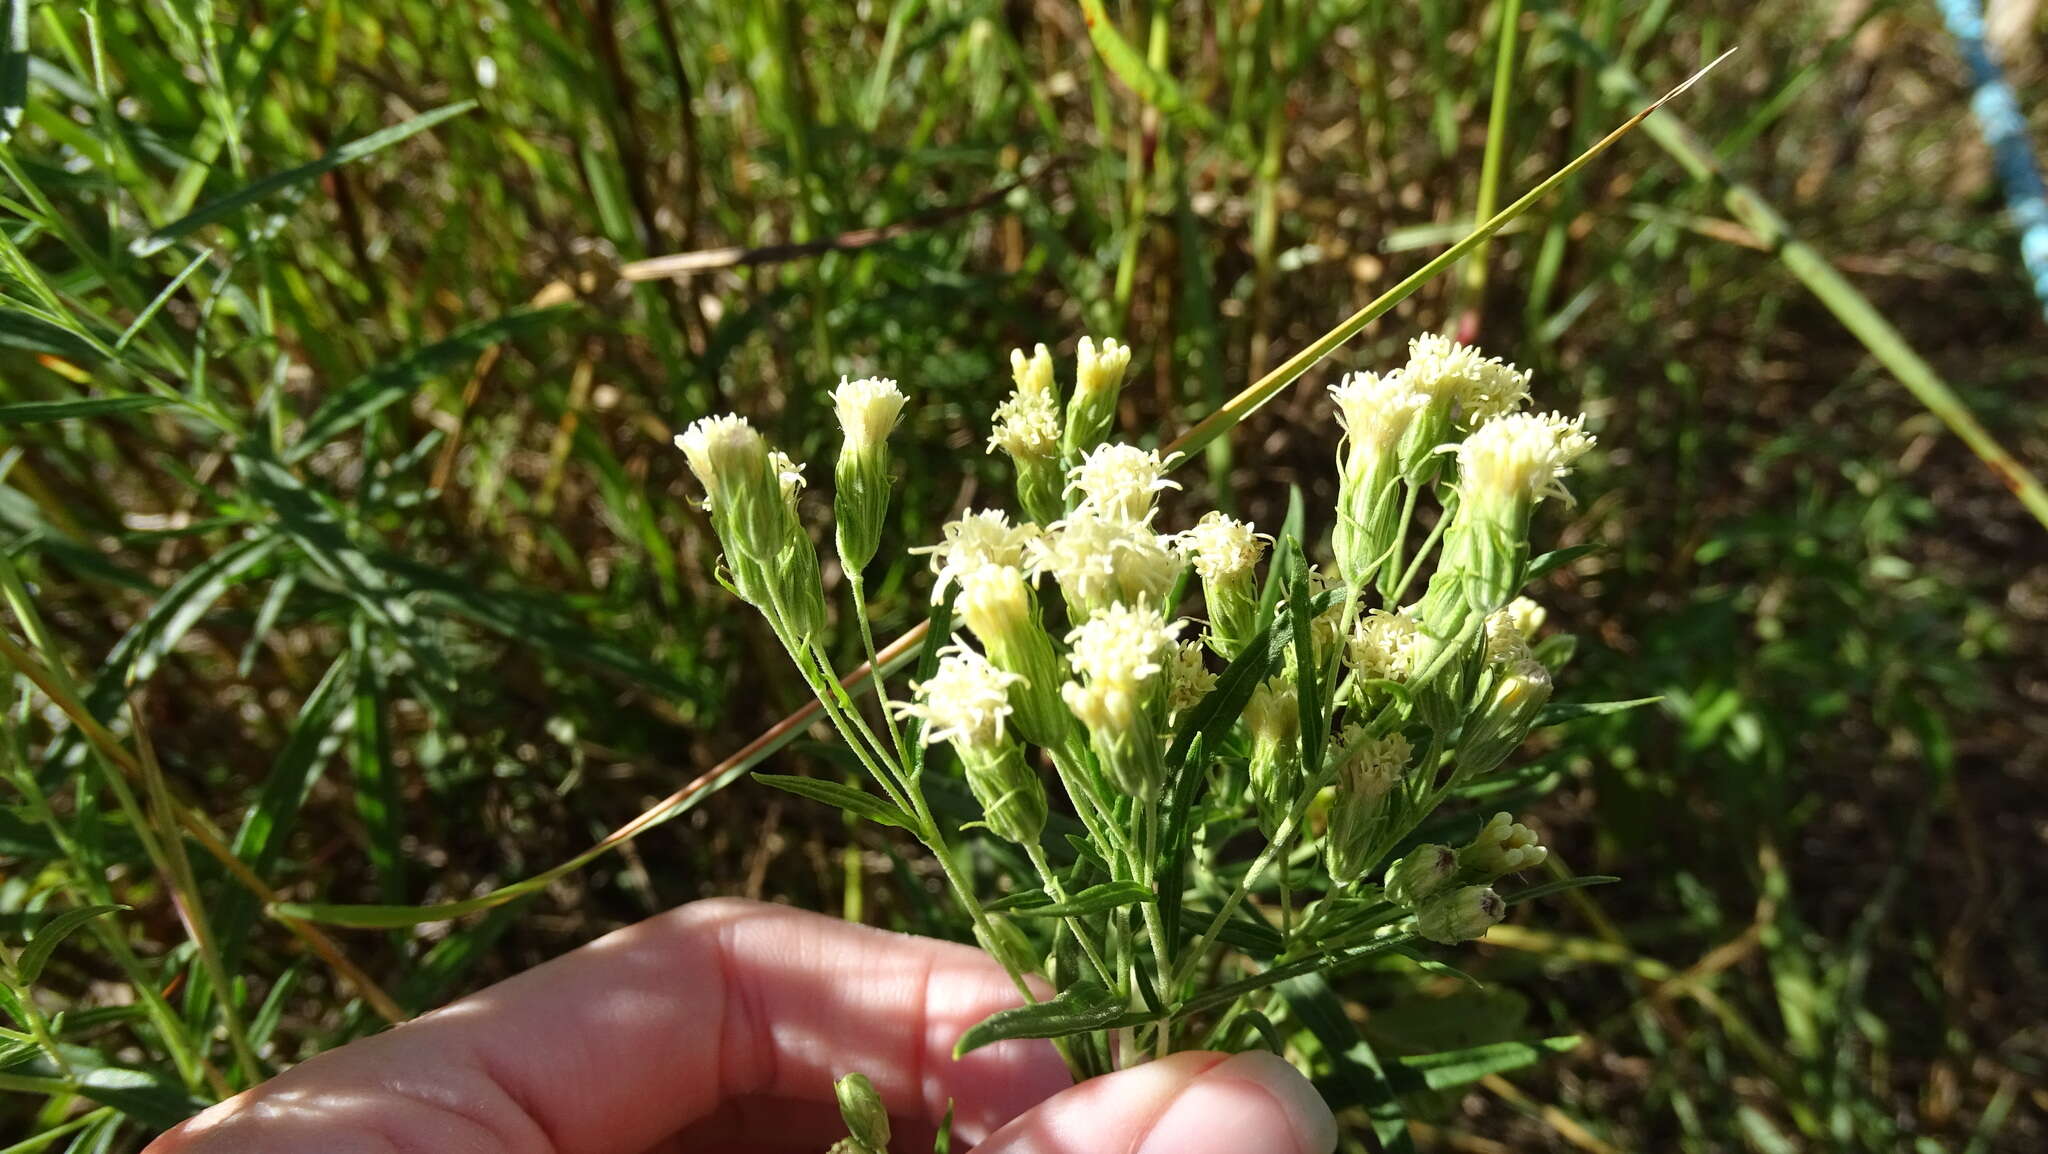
[1502,875,1619,906]
[1278,973,1413,1146]
[1535,697,1661,726]
[1009,880,1153,918]
[752,773,911,830]
[952,979,1125,1058]
[0,307,105,362]
[1395,1036,1579,1090]
[0,396,167,425]
[117,247,214,350]
[15,905,127,986]
[229,653,354,877]
[1525,543,1600,581]
[130,101,478,257]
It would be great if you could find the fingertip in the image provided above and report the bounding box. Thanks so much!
[1135,1051,1337,1154]
[975,1050,1336,1154]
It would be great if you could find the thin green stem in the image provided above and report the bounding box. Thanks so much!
[846,574,910,767]
[1025,843,1114,987]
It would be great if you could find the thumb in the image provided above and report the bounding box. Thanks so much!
[973,1050,1337,1154]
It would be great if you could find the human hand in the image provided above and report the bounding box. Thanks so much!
[146,898,1336,1153]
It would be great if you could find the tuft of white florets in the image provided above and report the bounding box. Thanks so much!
[988,389,1061,458]
[1330,370,1430,453]
[1165,639,1217,714]
[1066,443,1179,522]
[769,450,806,503]
[1404,334,1533,424]
[1458,812,1548,876]
[1457,411,1595,504]
[1175,512,1267,582]
[831,376,907,453]
[1483,606,1534,666]
[916,510,1039,601]
[1349,608,1422,681]
[1064,602,1181,687]
[897,644,1019,751]
[675,414,769,511]
[1029,511,1180,611]
[1334,726,1411,795]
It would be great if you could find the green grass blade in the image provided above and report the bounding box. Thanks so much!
[128,100,477,257]
[0,396,167,425]
[0,0,25,145]
[14,905,127,986]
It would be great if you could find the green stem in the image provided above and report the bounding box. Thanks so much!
[1025,843,1115,987]
[847,574,911,767]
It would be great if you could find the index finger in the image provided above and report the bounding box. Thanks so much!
[149,898,1071,1153]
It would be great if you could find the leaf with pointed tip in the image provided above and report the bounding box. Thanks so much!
[16,904,127,986]
[0,396,168,425]
[952,980,1127,1058]
[1536,697,1662,726]
[1009,881,1153,919]
[752,773,911,830]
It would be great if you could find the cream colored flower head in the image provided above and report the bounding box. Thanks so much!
[1483,607,1534,666]
[897,643,1019,751]
[1404,334,1532,423]
[674,414,769,511]
[1064,601,1181,688]
[1348,608,1421,681]
[1457,411,1595,504]
[916,510,1039,601]
[1330,370,1429,454]
[1242,676,1299,746]
[1175,511,1267,582]
[988,388,1061,459]
[1503,595,1546,639]
[1010,343,1057,401]
[1334,725,1411,795]
[1030,511,1180,610]
[831,376,906,453]
[1165,639,1217,714]
[1066,443,1180,521]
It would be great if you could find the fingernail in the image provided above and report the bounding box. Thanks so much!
[1136,1052,1337,1154]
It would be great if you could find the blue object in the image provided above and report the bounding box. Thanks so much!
[1937,0,2048,319]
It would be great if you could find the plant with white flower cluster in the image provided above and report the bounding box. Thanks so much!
[675,334,1625,1101]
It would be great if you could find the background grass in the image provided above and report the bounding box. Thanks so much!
[2,0,2045,1149]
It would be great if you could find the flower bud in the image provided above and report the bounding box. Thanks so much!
[1452,658,1552,781]
[1324,727,1410,884]
[834,1073,892,1153]
[1061,603,1180,799]
[1063,336,1131,461]
[1066,443,1179,523]
[1242,676,1301,838]
[1329,370,1427,588]
[1174,512,1267,660]
[675,416,783,602]
[1384,843,1459,908]
[988,360,1065,523]
[767,451,830,644]
[1457,812,1547,879]
[831,376,906,573]
[962,741,1048,845]
[1415,885,1506,945]
[955,564,1070,750]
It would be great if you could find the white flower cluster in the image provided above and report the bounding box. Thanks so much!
[831,376,907,453]
[1028,510,1180,613]
[1457,410,1595,504]
[900,645,1019,752]
[1175,512,1266,582]
[674,414,767,512]
[1330,370,1429,453]
[1061,603,1180,733]
[1403,333,1534,424]
[915,510,1038,600]
[1066,443,1179,522]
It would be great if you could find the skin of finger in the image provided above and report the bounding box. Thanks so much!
[974,1050,1339,1154]
[145,899,1069,1154]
